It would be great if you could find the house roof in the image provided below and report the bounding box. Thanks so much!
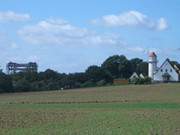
[130,72,139,79]
[130,72,145,80]
[169,60,180,75]
[139,73,145,78]
[156,58,180,75]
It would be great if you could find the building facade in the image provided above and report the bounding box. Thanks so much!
[148,52,180,82]
[6,62,38,74]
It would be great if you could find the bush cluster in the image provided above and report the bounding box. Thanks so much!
[132,77,152,85]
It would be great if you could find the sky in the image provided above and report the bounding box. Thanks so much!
[0,0,180,73]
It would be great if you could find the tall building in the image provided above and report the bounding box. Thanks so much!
[148,52,158,79]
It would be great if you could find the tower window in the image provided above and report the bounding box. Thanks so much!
[170,69,172,72]
[161,69,163,72]
[165,69,168,72]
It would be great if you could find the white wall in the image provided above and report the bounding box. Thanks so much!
[148,56,157,79]
[154,60,179,81]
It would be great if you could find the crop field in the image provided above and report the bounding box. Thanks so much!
[0,83,180,135]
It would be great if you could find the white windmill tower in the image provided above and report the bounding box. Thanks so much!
[148,52,158,80]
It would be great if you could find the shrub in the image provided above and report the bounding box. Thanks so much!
[80,81,97,88]
[96,80,106,86]
[134,77,152,85]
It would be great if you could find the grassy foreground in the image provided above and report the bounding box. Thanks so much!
[0,84,180,135]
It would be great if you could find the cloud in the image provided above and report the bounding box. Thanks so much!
[0,11,30,22]
[18,19,122,46]
[127,46,146,53]
[91,10,168,31]
[156,18,168,31]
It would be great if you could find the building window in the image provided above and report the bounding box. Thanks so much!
[170,69,172,72]
[165,69,168,72]
[161,69,163,72]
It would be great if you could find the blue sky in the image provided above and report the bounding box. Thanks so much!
[0,0,180,73]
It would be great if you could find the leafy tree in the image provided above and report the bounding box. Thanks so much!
[0,72,13,93]
[86,65,103,82]
[130,58,143,73]
[86,65,113,83]
[102,55,123,78]
[38,69,59,81]
[118,57,132,78]
[102,55,121,78]
[13,78,31,92]
[136,62,148,76]
[102,55,132,79]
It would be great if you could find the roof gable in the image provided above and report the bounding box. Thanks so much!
[130,72,139,79]
[156,58,180,75]
[169,61,180,75]
[139,73,145,79]
[130,72,145,80]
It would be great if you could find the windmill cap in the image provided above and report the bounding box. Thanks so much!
[149,52,157,57]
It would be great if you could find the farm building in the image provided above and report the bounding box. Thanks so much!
[129,72,145,82]
[148,52,180,82]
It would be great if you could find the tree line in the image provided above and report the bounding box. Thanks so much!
[0,55,179,93]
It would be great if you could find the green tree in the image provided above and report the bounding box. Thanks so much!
[0,72,13,93]
[86,65,113,83]
[118,57,132,78]
[13,78,31,92]
[86,65,103,82]
[130,58,143,73]
[38,69,59,81]
[102,55,132,79]
[136,62,148,76]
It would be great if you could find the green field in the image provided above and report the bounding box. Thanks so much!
[0,84,180,135]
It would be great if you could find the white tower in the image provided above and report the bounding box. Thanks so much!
[148,52,158,80]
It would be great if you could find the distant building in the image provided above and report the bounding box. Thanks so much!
[129,72,139,81]
[129,72,145,82]
[6,62,38,74]
[148,52,180,82]
[139,73,145,79]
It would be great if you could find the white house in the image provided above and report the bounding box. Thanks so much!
[129,72,139,81]
[129,72,145,82]
[139,73,145,79]
[148,52,180,82]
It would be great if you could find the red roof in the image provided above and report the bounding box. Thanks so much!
[149,52,157,57]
